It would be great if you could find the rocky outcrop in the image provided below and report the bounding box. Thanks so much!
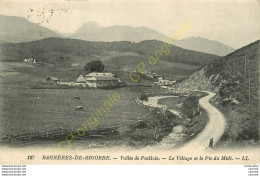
[174,66,222,92]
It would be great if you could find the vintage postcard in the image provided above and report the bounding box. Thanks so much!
[0,0,259,164]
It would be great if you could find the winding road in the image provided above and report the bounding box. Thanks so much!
[142,91,226,151]
[182,91,226,151]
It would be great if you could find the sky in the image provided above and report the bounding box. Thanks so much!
[0,0,259,48]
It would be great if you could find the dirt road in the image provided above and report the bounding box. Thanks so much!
[141,92,226,151]
[181,91,226,151]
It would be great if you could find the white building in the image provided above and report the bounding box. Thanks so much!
[76,72,120,88]
[153,79,172,86]
[71,63,80,67]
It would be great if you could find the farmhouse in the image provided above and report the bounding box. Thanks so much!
[71,63,80,67]
[24,58,36,63]
[153,75,164,80]
[86,76,119,88]
[46,77,60,84]
[76,72,122,88]
[153,79,172,86]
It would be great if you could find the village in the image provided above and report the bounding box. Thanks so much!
[46,71,177,88]
[46,72,125,88]
[45,66,176,89]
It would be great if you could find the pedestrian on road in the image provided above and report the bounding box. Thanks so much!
[209,138,214,148]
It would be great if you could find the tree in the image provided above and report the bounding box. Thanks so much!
[181,96,199,118]
[139,93,148,102]
[84,60,105,74]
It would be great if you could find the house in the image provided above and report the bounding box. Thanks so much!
[85,72,114,78]
[71,63,80,67]
[24,58,36,63]
[153,75,165,80]
[153,79,172,86]
[76,74,85,82]
[46,77,60,84]
[86,76,119,88]
[76,72,122,88]
[59,81,74,86]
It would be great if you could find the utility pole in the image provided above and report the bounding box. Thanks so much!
[234,62,236,75]
[244,52,247,77]
[248,69,251,107]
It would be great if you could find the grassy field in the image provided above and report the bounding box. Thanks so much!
[157,96,186,111]
[0,87,151,136]
[0,61,152,139]
[0,60,186,149]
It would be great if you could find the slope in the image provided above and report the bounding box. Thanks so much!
[175,37,235,56]
[0,15,61,43]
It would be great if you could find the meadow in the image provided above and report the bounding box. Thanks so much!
[0,62,150,139]
[158,96,186,111]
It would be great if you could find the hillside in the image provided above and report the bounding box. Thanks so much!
[174,40,259,95]
[0,15,61,43]
[174,40,260,143]
[0,38,219,80]
[175,37,235,56]
[0,38,218,65]
[72,22,168,42]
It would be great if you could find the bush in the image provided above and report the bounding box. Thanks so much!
[181,96,199,118]
[139,93,148,101]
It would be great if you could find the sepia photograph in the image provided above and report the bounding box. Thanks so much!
[0,0,259,165]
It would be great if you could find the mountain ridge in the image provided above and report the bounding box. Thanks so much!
[175,37,235,56]
[72,22,168,42]
[0,15,235,56]
[0,14,61,43]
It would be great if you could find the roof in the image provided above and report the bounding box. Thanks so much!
[87,76,118,81]
[46,77,59,81]
[86,72,114,77]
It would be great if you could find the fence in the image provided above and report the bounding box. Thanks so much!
[1,127,119,145]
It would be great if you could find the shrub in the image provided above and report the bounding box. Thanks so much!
[139,93,148,101]
[181,96,199,119]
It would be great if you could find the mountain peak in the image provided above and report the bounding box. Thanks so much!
[76,21,101,32]
[72,22,167,42]
[0,14,61,43]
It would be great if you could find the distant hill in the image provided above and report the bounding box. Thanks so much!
[72,22,234,56]
[0,15,61,43]
[175,37,235,56]
[72,22,168,42]
[0,37,219,80]
[0,15,235,57]
[0,37,219,65]
[75,21,102,33]
[0,40,6,44]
